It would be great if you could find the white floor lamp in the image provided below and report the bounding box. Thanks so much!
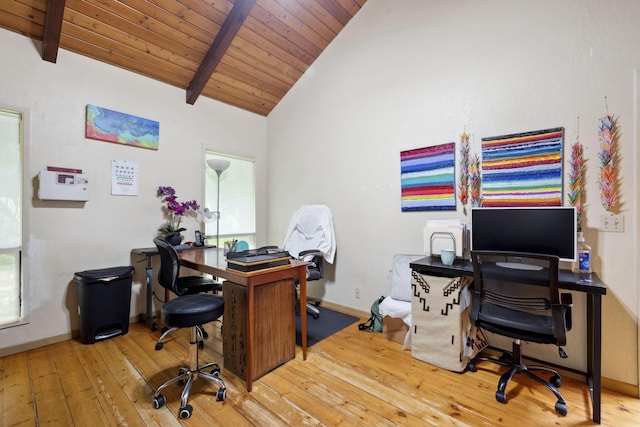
[206,159,231,249]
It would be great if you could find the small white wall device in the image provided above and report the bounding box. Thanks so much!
[38,167,90,201]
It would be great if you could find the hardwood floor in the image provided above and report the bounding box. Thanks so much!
[1,318,639,426]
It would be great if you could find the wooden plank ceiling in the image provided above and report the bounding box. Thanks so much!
[0,0,367,116]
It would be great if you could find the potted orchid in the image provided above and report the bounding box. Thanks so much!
[156,186,200,245]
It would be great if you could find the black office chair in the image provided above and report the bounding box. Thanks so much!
[153,238,222,350]
[466,250,573,416]
[295,249,325,318]
[152,293,226,419]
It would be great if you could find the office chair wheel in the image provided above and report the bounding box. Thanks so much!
[154,342,164,351]
[550,374,562,388]
[498,352,513,363]
[177,367,188,385]
[216,388,226,401]
[312,313,319,319]
[198,340,204,349]
[151,321,158,331]
[495,390,507,404]
[210,367,221,376]
[466,361,477,372]
[178,404,193,419]
[153,394,166,409]
[161,326,169,333]
[555,401,567,416]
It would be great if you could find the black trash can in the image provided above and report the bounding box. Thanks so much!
[74,266,134,344]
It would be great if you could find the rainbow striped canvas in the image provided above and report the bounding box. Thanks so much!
[481,128,564,207]
[401,142,456,211]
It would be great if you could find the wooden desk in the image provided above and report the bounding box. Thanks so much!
[410,256,607,424]
[179,248,308,392]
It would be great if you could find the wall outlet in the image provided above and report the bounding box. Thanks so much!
[354,287,361,299]
[600,213,624,232]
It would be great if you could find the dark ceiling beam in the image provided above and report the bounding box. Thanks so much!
[42,0,67,63]
[186,0,257,105]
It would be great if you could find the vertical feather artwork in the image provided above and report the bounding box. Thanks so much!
[567,125,585,231]
[470,154,482,207]
[458,132,470,213]
[598,113,618,210]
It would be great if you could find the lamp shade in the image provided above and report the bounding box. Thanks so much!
[207,159,231,174]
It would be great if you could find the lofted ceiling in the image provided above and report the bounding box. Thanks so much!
[0,0,367,116]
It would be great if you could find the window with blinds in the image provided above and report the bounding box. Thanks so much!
[0,109,23,326]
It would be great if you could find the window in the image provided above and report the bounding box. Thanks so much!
[204,151,256,249]
[0,109,23,326]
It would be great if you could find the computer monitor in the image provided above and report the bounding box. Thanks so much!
[471,206,577,263]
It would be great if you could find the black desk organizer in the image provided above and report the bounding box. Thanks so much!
[226,247,291,272]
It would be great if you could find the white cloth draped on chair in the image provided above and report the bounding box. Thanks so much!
[283,204,336,264]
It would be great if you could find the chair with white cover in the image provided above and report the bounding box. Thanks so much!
[283,204,336,318]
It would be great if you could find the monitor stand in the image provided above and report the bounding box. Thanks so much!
[496,261,543,271]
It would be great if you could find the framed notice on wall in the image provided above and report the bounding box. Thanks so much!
[111,160,139,196]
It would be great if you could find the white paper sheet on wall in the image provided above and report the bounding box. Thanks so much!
[111,160,139,196]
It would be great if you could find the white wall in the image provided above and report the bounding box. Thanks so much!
[267,0,640,385]
[0,29,267,354]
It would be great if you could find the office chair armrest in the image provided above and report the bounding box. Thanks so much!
[298,249,324,258]
[469,288,482,325]
[297,250,325,279]
[298,249,324,264]
[551,293,573,344]
[560,293,573,331]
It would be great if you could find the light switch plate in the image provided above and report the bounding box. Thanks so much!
[600,213,623,232]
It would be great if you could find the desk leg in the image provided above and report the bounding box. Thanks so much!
[246,282,255,392]
[587,294,602,424]
[298,265,308,361]
[144,257,157,331]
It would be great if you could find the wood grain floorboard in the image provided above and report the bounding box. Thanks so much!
[1,316,639,426]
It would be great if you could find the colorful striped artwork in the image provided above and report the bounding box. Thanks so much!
[480,127,564,207]
[401,142,456,211]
